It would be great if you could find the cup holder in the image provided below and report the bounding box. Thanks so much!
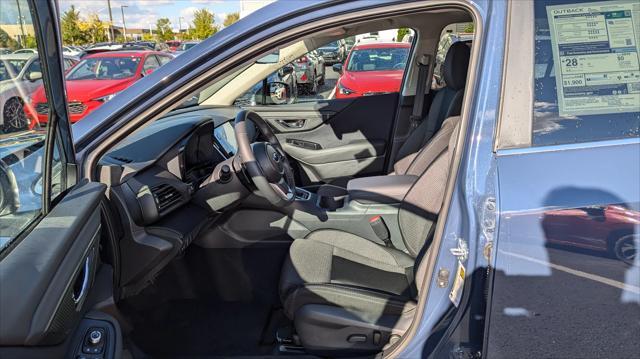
[316,185,348,211]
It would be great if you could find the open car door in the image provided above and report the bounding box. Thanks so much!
[0,1,120,357]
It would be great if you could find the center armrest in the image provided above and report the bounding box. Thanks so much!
[347,175,418,204]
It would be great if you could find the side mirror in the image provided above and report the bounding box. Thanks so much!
[26,71,42,82]
[254,81,292,105]
[280,65,294,76]
[142,68,154,77]
[332,63,343,74]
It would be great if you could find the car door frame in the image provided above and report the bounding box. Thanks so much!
[0,1,117,357]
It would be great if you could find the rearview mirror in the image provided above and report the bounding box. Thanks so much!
[332,63,343,74]
[26,71,42,82]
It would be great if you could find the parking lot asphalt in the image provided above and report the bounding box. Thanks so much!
[298,65,340,102]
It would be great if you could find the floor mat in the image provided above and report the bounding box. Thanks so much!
[128,299,278,357]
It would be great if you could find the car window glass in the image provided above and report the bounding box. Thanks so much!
[67,57,141,80]
[0,0,67,251]
[231,28,416,106]
[532,0,640,146]
[143,55,161,73]
[158,55,171,66]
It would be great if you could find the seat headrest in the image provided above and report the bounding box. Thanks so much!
[442,42,470,91]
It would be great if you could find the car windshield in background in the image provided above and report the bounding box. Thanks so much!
[179,43,198,51]
[320,41,339,49]
[66,57,141,80]
[0,60,27,81]
[346,47,409,72]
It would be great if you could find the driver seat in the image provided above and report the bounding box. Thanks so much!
[279,115,462,355]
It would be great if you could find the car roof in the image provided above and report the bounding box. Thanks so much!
[0,53,36,61]
[352,42,411,50]
[84,50,158,59]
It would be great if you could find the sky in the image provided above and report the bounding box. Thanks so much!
[58,0,243,31]
[0,1,244,32]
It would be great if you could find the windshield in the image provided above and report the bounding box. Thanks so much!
[346,47,409,72]
[320,41,339,49]
[179,43,198,51]
[66,57,141,80]
[0,60,27,81]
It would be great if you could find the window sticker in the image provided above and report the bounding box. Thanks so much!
[546,0,640,116]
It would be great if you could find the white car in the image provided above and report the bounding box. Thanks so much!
[0,54,77,133]
[11,48,38,55]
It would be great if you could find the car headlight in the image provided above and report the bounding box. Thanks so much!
[338,82,355,95]
[93,92,119,103]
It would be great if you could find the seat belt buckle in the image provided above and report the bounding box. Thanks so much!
[369,215,392,247]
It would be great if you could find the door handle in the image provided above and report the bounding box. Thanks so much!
[72,257,91,307]
[276,119,306,128]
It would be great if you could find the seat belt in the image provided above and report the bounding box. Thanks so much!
[409,54,431,130]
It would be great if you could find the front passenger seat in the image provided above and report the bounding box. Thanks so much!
[280,115,462,355]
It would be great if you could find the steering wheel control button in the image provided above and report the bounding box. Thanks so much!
[82,327,106,355]
[219,164,232,183]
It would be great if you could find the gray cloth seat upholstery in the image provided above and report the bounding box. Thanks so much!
[278,42,470,354]
[279,115,462,353]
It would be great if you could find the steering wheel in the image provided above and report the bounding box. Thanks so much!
[234,110,296,207]
[393,62,406,70]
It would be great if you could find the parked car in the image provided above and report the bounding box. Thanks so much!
[0,54,78,133]
[316,39,346,64]
[11,48,37,54]
[62,46,84,57]
[0,48,11,55]
[166,40,182,52]
[29,51,173,124]
[1,1,638,359]
[173,41,200,56]
[333,42,410,98]
[292,50,325,94]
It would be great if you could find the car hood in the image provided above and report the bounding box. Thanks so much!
[32,78,135,103]
[339,70,404,94]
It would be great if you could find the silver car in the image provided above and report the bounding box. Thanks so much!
[292,50,325,94]
[0,54,77,133]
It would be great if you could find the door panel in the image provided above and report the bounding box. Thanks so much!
[255,93,399,184]
[0,182,106,346]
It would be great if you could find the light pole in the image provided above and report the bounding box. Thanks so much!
[15,0,26,48]
[120,5,128,42]
[107,0,115,42]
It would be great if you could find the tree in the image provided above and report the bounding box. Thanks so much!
[155,18,174,42]
[463,22,475,33]
[192,9,217,40]
[79,14,108,44]
[223,12,240,28]
[0,29,20,51]
[396,27,410,42]
[61,5,84,45]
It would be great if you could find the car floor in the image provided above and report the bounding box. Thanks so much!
[118,245,308,358]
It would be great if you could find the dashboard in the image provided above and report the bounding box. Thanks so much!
[99,107,259,295]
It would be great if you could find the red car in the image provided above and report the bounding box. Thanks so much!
[29,51,173,124]
[333,42,410,99]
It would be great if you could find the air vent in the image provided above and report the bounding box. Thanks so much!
[151,183,182,212]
